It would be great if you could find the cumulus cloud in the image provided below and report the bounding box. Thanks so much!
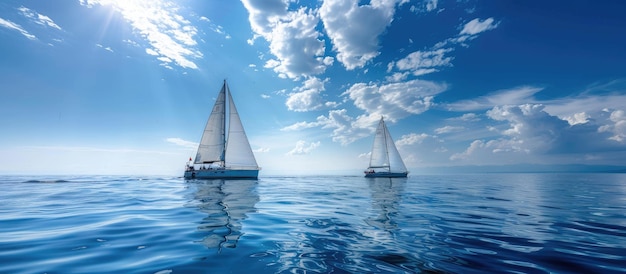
[80,0,202,69]
[563,112,590,125]
[285,77,334,111]
[242,0,331,79]
[320,0,403,70]
[543,94,626,123]
[342,79,447,123]
[241,0,289,37]
[286,140,321,155]
[445,81,626,134]
[486,104,565,148]
[599,110,626,142]
[282,79,448,145]
[390,48,454,76]
[396,133,429,146]
[450,104,626,164]
[281,109,368,145]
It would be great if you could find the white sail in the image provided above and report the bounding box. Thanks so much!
[194,85,226,164]
[225,85,259,170]
[383,120,407,173]
[188,80,259,179]
[369,118,389,169]
[368,118,407,173]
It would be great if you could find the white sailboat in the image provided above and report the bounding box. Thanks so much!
[364,117,408,178]
[184,80,260,179]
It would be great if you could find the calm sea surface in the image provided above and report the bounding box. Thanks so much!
[1,174,625,273]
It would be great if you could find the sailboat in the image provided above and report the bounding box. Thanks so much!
[184,80,260,179]
[364,117,408,178]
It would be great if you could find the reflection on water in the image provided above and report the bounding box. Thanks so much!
[1,175,624,273]
[186,179,259,250]
[262,177,424,273]
[366,177,406,232]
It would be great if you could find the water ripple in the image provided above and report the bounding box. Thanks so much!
[0,174,625,273]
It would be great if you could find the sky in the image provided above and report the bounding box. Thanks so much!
[1,0,625,176]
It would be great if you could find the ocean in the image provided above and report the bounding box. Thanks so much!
[0,174,624,273]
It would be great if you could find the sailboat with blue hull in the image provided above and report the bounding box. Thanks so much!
[184,80,260,179]
[364,117,408,178]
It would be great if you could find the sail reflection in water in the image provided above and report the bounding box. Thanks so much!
[186,179,259,249]
[366,178,407,232]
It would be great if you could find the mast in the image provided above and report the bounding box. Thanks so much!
[194,80,227,165]
[221,80,227,165]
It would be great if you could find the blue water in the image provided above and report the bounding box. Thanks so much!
[1,174,625,273]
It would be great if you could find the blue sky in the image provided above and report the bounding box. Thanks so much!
[1,0,625,176]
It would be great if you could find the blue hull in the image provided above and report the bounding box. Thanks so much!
[364,171,408,178]
[184,169,259,179]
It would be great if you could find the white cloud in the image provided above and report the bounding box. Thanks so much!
[450,139,528,161]
[80,0,202,69]
[285,77,334,111]
[599,110,626,142]
[563,112,590,125]
[281,120,320,131]
[449,113,480,122]
[543,94,626,122]
[409,0,439,13]
[166,137,198,149]
[0,18,36,40]
[434,126,465,134]
[385,72,410,82]
[242,1,331,79]
[286,140,321,155]
[96,43,114,52]
[460,17,499,36]
[18,6,62,30]
[426,0,438,12]
[450,103,626,164]
[433,17,499,49]
[283,79,447,146]
[390,16,498,77]
[343,79,447,123]
[392,48,453,76]
[446,86,543,111]
[253,147,271,153]
[396,133,429,146]
[281,109,369,145]
[320,0,403,70]
[241,0,289,37]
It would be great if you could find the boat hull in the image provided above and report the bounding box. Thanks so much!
[184,169,259,179]
[364,171,408,178]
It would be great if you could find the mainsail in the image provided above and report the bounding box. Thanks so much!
[368,117,407,174]
[194,84,226,164]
